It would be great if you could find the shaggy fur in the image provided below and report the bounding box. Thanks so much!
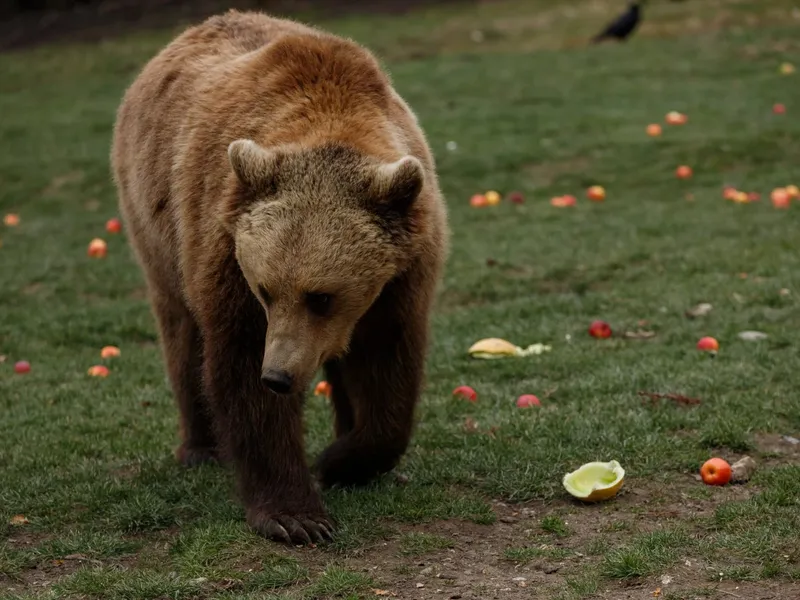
[111,10,448,545]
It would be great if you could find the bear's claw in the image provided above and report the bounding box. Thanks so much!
[249,511,334,546]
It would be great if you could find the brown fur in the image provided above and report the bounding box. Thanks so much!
[111,10,448,544]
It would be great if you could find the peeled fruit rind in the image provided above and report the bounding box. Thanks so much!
[467,337,551,359]
[563,460,625,502]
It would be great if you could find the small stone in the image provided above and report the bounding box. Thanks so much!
[543,565,560,574]
[437,572,457,580]
[781,435,799,445]
[500,516,517,524]
[738,330,768,341]
[420,567,434,576]
[416,582,425,588]
[730,456,757,483]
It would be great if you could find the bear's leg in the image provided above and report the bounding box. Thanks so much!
[151,291,217,467]
[202,309,333,545]
[315,272,430,488]
[324,361,355,437]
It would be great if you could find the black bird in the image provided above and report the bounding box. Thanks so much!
[591,1,646,44]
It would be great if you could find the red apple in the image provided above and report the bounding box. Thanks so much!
[646,123,662,137]
[508,191,525,204]
[105,218,122,234]
[14,360,31,374]
[3,214,20,227]
[453,385,477,402]
[87,238,108,258]
[665,111,688,125]
[675,165,693,179]
[589,320,612,339]
[516,394,541,408]
[314,380,332,398]
[470,194,488,208]
[773,103,786,115]
[700,457,731,486]
[696,336,719,352]
[87,365,110,377]
[100,345,121,359]
[771,188,791,209]
[587,185,606,202]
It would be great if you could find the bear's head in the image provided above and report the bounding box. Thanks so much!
[224,139,425,395]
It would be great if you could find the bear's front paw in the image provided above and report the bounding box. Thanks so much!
[315,436,404,488]
[246,507,334,546]
[175,443,218,467]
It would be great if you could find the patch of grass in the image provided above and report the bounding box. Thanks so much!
[541,516,570,537]
[602,530,693,579]
[397,532,454,556]
[302,566,373,599]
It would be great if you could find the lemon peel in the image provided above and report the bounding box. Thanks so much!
[467,337,551,359]
[563,460,625,502]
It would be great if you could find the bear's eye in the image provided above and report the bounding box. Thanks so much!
[305,292,332,316]
[257,285,272,305]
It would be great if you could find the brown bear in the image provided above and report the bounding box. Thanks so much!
[111,10,448,545]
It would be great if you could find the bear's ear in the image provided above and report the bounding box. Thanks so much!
[227,139,282,194]
[370,156,424,216]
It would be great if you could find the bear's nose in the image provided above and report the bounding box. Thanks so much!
[261,369,294,394]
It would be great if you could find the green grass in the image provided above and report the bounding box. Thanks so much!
[3,0,800,597]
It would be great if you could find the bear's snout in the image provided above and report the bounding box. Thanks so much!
[261,368,294,395]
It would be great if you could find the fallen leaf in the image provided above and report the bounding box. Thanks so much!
[9,514,29,526]
[732,293,745,303]
[52,560,64,566]
[653,588,662,598]
[738,330,768,341]
[639,391,701,406]
[0,354,6,363]
[730,456,757,483]
[685,303,713,318]
[780,288,791,296]
[372,590,396,597]
[624,329,656,339]
[781,435,799,445]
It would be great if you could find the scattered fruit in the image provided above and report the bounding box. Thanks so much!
[105,218,122,234]
[646,123,662,137]
[9,514,29,526]
[771,187,791,209]
[700,457,732,486]
[314,380,332,397]
[675,165,693,179]
[587,185,606,202]
[470,194,488,208]
[563,460,625,502]
[485,190,501,206]
[516,394,541,408]
[87,365,110,377]
[747,192,761,202]
[508,191,525,204]
[100,345,121,359]
[14,360,31,374]
[780,62,795,75]
[773,103,786,115]
[588,320,612,339]
[550,195,576,208]
[87,238,108,258]
[722,186,738,200]
[3,213,20,227]
[786,185,799,199]
[696,336,719,352]
[468,337,551,359]
[665,111,688,125]
[453,385,478,402]
[733,191,749,204]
